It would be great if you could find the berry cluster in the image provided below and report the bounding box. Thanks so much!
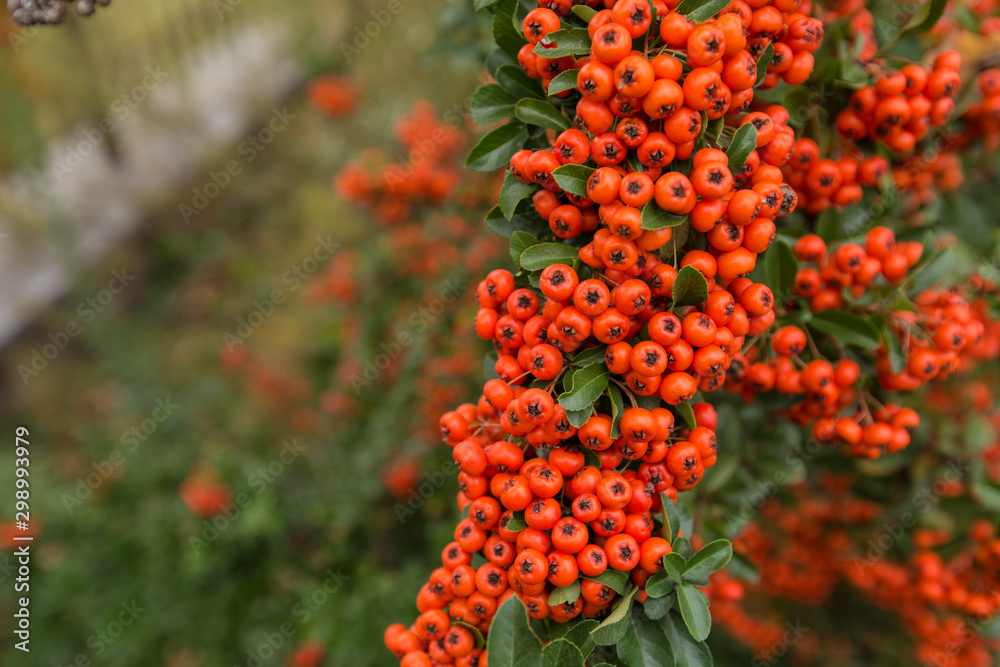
[306,75,361,118]
[6,0,109,24]
[791,228,923,306]
[783,143,888,214]
[520,0,821,115]
[475,259,775,405]
[959,68,1000,153]
[383,375,722,664]
[179,466,233,517]
[726,227,999,459]
[378,0,1000,663]
[835,52,962,153]
[334,102,474,225]
[707,481,1000,667]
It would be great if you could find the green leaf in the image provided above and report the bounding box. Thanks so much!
[516,98,571,131]
[979,613,1000,639]
[487,596,544,667]
[675,583,712,642]
[877,316,907,374]
[552,164,596,197]
[466,123,529,173]
[815,207,841,242]
[617,606,677,667]
[662,553,686,582]
[661,492,680,542]
[683,540,733,583]
[902,0,949,34]
[704,117,724,146]
[782,86,815,129]
[973,479,1000,512]
[500,172,536,219]
[695,110,710,145]
[496,64,546,100]
[455,622,487,649]
[548,68,580,96]
[585,569,630,595]
[701,455,738,493]
[471,83,519,126]
[548,580,582,607]
[908,246,955,294]
[572,345,608,368]
[807,310,881,349]
[839,61,870,89]
[559,364,611,412]
[642,203,687,230]
[754,42,773,87]
[675,0,730,23]
[533,28,592,57]
[727,551,760,585]
[549,618,599,651]
[484,352,500,381]
[488,207,550,238]
[725,124,758,174]
[672,536,692,559]
[645,569,676,599]
[520,242,580,270]
[492,0,527,59]
[672,265,709,307]
[676,402,697,429]
[966,415,997,453]
[487,205,515,238]
[764,240,798,305]
[643,591,675,620]
[474,0,499,7]
[608,383,625,439]
[590,587,637,645]
[571,5,598,21]
[663,611,714,667]
[510,231,541,266]
[542,639,585,667]
[565,407,592,429]
[506,511,527,532]
[487,48,517,79]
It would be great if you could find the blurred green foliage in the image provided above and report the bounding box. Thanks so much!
[0,0,494,665]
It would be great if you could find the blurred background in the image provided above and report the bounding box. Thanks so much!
[0,0,503,664]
